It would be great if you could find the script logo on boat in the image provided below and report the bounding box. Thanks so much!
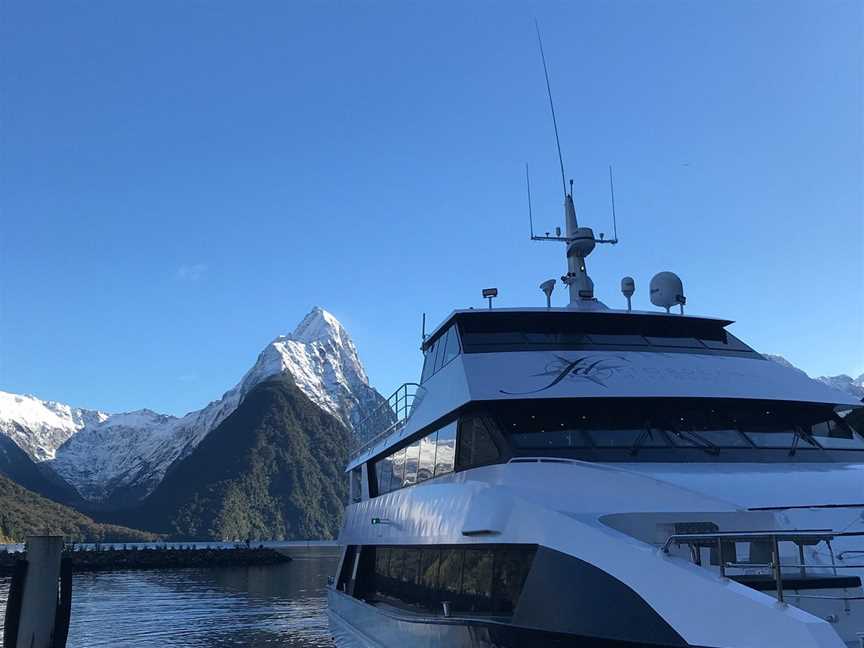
[500,354,630,394]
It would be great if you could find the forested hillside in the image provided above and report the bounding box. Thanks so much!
[112,375,350,541]
[0,474,157,543]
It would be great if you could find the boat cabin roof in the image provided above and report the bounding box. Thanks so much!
[422,308,735,353]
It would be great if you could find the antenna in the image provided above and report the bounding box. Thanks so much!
[608,165,619,243]
[535,20,567,197]
[526,163,535,239]
[421,312,427,341]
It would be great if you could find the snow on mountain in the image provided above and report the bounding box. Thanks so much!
[2,307,384,504]
[765,355,864,401]
[0,392,108,461]
[817,374,864,401]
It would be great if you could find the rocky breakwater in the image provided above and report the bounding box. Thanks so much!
[0,545,292,574]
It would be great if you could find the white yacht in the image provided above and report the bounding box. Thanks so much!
[327,51,864,648]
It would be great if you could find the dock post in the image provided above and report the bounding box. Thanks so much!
[4,535,67,648]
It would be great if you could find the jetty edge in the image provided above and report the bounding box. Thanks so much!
[0,545,292,575]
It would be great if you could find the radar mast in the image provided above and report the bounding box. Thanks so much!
[530,23,618,309]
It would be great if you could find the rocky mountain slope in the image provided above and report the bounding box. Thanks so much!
[764,355,864,401]
[109,375,350,540]
[0,434,83,506]
[0,391,107,461]
[1,307,383,507]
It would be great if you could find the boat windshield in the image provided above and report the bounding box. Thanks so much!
[482,398,864,461]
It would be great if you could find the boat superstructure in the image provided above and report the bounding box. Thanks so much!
[327,30,864,648]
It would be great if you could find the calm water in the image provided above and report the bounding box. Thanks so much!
[0,552,339,647]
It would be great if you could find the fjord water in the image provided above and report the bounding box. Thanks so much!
[0,553,338,647]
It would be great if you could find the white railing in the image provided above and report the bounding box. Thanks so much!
[663,529,864,604]
[350,383,421,460]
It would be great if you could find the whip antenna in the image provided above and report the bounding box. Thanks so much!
[609,164,619,242]
[526,163,535,238]
[535,20,567,197]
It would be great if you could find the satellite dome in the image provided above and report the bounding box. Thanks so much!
[649,272,686,312]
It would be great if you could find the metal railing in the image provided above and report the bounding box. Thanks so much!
[662,529,864,604]
[350,383,421,460]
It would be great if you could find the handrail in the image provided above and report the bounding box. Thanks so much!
[350,383,421,460]
[662,529,864,605]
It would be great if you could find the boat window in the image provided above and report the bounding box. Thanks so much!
[588,333,649,346]
[485,398,863,460]
[373,420,457,496]
[807,416,864,449]
[458,416,501,469]
[438,547,464,596]
[434,421,457,476]
[700,333,753,352]
[355,544,537,616]
[658,408,753,448]
[460,547,494,612]
[417,431,438,482]
[441,325,460,367]
[402,439,421,487]
[389,447,407,491]
[456,311,754,355]
[645,336,707,349]
[420,547,441,593]
[375,455,394,496]
[431,336,444,374]
[737,407,800,448]
[421,325,463,382]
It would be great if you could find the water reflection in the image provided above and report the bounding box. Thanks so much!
[0,555,338,648]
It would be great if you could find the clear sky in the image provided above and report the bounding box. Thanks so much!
[1,0,862,416]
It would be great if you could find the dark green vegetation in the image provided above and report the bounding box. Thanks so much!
[0,473,157,543]
[109,375,350,541]
[0,546,290,575]
[0,433,84,506]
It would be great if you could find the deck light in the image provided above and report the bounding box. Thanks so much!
[482,288,498,309]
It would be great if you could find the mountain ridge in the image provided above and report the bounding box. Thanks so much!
[0,307,382,507]
[105,374,350,540]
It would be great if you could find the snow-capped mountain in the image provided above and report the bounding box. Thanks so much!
[1,308,384,505]
[765,355,864,401]
[0,392,108,462]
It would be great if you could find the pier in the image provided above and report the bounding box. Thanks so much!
[0,545,292,575]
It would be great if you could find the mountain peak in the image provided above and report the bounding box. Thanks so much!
[289,307,346,345]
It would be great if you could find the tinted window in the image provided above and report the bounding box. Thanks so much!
[390,447,406,491]
[441,326,460,367]
[375,456,394,496]
[738,407,798,448]
[646,336,707,349]
[356,544,537,616]
[420,349,434,383]
[417,431,437,482]
[461,548,494,612]
[701,332,753,352]
[488,398,860,458]
[402,439,420,487]
[492,546,536,614]
[808,417,864,449]
[434,422,457,476]
[456,311,750,354]
[458,417,500,469]
[438,548,464,596]
[420,547,441,594]
[373,421,456,496]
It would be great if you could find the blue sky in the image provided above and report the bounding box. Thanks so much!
[1,0,861,415]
